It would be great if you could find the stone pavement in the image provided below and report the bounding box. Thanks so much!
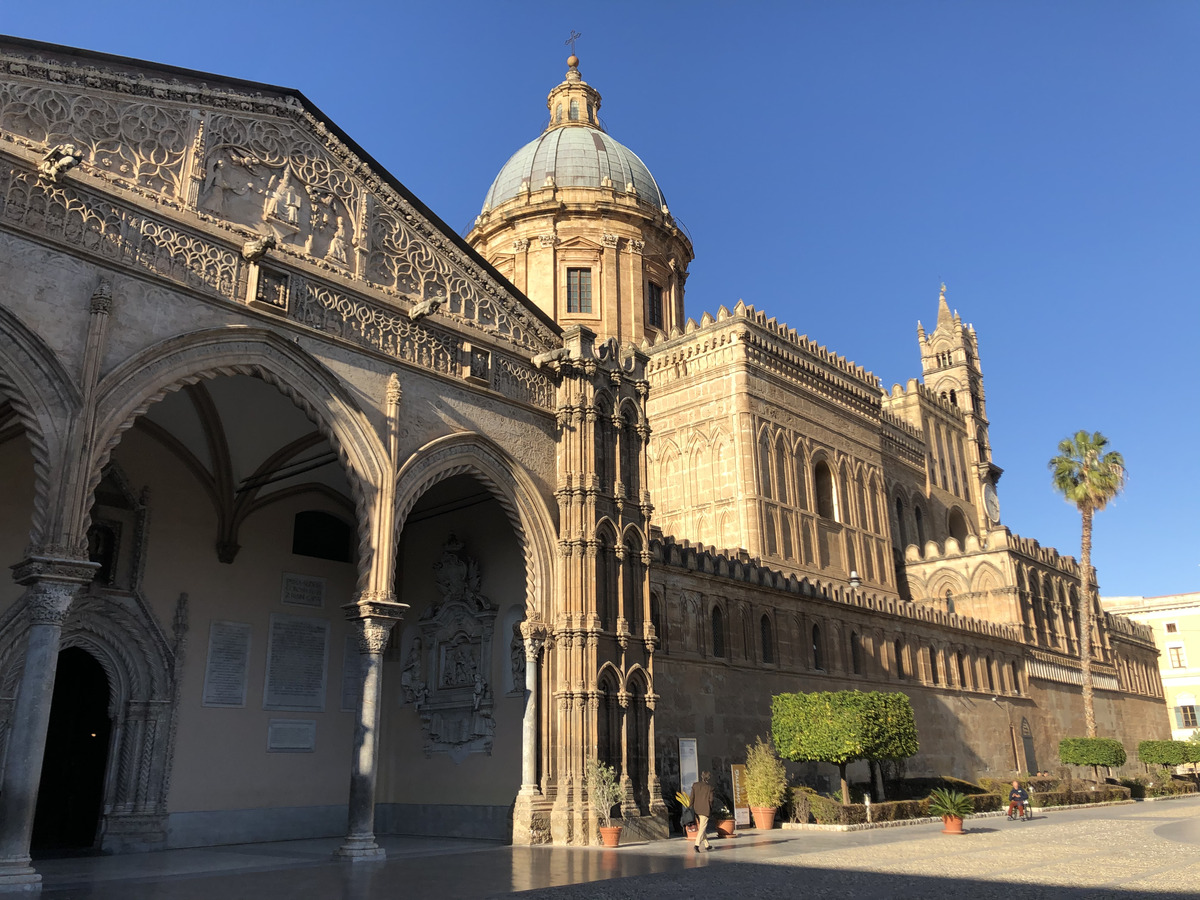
[29,796,1200,899]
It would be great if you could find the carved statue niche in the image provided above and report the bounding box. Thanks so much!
[415,535,497,762]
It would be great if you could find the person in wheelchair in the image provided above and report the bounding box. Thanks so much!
[1007,780,1030,819]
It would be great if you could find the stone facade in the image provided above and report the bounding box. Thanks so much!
[0,38,1169,890]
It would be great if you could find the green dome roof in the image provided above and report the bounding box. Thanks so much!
[482,126,667,213]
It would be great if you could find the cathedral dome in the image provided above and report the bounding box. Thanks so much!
[481,127,667,212]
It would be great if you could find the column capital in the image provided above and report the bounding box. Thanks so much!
[520,613,550,659]
[11,554,97,587]
[343,591,408,622]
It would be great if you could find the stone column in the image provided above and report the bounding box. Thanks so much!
[518,616,548,794]
[336,594,405,861]
[0,557,94,891]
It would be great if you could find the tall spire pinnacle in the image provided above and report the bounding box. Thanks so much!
[936,282,955,330]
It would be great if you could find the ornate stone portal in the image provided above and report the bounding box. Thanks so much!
[414,536,497,763]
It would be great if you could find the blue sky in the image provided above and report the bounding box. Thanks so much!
[4,1,1197,596]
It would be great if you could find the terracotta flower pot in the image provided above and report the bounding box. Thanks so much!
[941,814,964,835]
[715,818,736,837]
[599,825,623,847]
[750,807,776,830]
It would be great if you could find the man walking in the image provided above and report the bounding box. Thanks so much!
[690,771,714,852]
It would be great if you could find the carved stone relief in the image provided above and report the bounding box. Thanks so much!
[0,81,192,198]
[0,159,240,298]
[199,114,360,271]
[414,535,497,762]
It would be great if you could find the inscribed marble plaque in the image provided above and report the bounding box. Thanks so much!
[267,718,317,752]
[281,572,326,608]
[263,613,330,712]
[201,620,252,708]
[340,633,368,712]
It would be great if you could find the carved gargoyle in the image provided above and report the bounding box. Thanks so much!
[39,143,85,181]
[241,235,277,261]
[409,295,444,321]
[532,347,571,369]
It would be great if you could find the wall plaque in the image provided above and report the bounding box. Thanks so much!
[201,620,252,708]
[281,572,326,608]
[263,613,330,711]
[267,718,317,753]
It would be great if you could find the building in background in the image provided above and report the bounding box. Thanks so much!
[1102,593,1200,740]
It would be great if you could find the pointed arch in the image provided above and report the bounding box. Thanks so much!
[0,304,82,550]
[395,431,557,619]
[91,328,390,588]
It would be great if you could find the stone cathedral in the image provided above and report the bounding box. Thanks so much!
[0,37,1167,884]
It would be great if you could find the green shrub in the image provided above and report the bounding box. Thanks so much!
[773,690,918,802]
[1139,740,1195,768]
[868,799,928,822]
[1059,737,1127,776]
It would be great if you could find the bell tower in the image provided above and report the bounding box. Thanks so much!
[917,285,1003,533]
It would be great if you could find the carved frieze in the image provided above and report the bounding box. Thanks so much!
[0,81,192,198]
[494,356,556,411]
[291,281,460,375]
[0,159,240,297]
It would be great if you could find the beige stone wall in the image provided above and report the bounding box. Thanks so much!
[649,539,1169,797]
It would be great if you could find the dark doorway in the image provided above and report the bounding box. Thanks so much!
[31,648,112,853]
[1020,717,1039,775]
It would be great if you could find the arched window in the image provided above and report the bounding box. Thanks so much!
[914,506,926,547]
[711,607,725,659]
[949,389,958,406]
[650,593,663,650]
[895,496,907,547]
[851,631,863,675]
[758,435,774,499]
[812,624,825,671]
[1010,661,1020,694]
[596,531,617,632]
[793,447,808,510]
[948,508,968,545]
[929,647,940,684]
[761,615,774,664]
[569,99,579,121]
[894,639,906,679]
[292,511,354,562]
[956,652,967,687]
[624,534,644,635]
[814,461,837,520]
[774,440,789,504]
[764,509,778,557]
[985,655,996,692]
[780,512,793,560]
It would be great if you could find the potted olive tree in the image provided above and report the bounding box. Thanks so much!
[586,758,625,846]
[744,737,788,830]
[928,787,974,835]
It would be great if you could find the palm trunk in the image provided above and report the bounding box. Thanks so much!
[1078,506,1096,738]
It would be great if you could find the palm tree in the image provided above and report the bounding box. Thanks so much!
[1049,431,1126,737]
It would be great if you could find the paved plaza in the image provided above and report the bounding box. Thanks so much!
[28,796,1200,899]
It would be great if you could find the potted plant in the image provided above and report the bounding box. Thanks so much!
[586,758,625,846]
[928,787,974,835]
[711,794,736,838]
[676,790,699,840]
[744,737,788,830]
